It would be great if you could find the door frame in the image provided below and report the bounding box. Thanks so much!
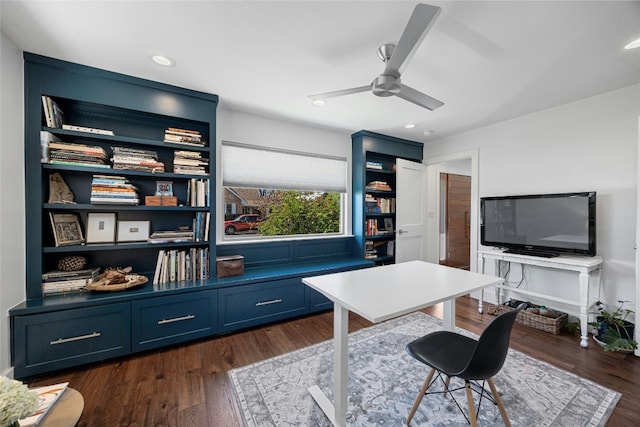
[424,149,479,272]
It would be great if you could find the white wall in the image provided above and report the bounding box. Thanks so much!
[423,84,640,319]
[0,31,26,377]
[215,108,353,238]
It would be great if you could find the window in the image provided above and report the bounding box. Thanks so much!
[221,141,347,239]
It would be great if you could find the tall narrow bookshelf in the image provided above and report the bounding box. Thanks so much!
[23,53,218,300]
[352,131,423,265]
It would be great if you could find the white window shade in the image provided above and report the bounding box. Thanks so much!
[222,141,347,193]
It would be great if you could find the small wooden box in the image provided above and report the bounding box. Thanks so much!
[216,255,245,278]
[145,196,178,206]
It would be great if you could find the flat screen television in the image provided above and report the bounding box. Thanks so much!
[480,192,596,257]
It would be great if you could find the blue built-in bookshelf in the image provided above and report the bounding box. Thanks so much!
[10,53,371,378]
[351,130,424,266]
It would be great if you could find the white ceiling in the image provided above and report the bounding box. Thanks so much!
[2,1,639,143]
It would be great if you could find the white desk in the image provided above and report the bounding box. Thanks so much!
[302,260,504,426]
[477,249,603,348]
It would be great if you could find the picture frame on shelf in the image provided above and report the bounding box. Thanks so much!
[117,220,150,242]
[155,181,174,196]
[85,212,116,243]
[49,212,84,247]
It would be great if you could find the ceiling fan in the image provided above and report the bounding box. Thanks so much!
[309,3,444,111]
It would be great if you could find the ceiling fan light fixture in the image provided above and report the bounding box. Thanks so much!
[624,38,640,50]
[151,54,175,67]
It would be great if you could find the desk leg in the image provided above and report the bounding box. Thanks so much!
[308,303,348,426]
[579,272,589,348]
[477,253,485,313]
[443,299,455,331]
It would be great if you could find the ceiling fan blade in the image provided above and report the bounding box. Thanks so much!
[397,84,444,111]
[384,3,441,77]
[309,85,371,101]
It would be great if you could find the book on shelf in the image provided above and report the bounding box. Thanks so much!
[153,247,209,285]
[91,175,139,205]
[365,161,383,170]
[90,197,140,205]
[19,382,68,426]
[366,180,392,191]
[188,178,209,207]
[41,96,64,128]
[112,146,159,158]
[192,212,210,242]
[42,267,99,281]
[48,141,107,156]
[164,127,206,146]
[111,146,165,173]
[42,278,90,295]
[62,124,114,136]
[50,160,111,169]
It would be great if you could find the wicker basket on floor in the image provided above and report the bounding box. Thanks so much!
[491,304,568,334]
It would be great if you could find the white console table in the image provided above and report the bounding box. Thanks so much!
[477,249,603,348]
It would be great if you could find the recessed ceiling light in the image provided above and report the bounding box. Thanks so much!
[625,38,640,50]
[312,99,326,107]
[151,55,175,67]
[404,123,416,129]
[423,130,435,136]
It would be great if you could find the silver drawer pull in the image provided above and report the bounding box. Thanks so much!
[50,331,101,345]
[256,298,282,307]
[158,314,195,325]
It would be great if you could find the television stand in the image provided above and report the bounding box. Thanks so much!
[504,248,558,258]
[477,249,603,348]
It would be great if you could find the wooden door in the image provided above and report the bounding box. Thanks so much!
[442,173,470,269]
[396,158,427,263]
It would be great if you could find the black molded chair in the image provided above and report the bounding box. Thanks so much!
[405,305,524,426]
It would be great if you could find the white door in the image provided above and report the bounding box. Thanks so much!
[396,158,427,263]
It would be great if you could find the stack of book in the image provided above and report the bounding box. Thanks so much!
[164,127,205,147]
[366,180,392,191]
[111,146,165,173]
[188,178,210,207]
[152,247,209,285]
[41,267,99,296]
[365,160,383,170]
[365,240,377,259]
[148,228,194,244]
[173,150,209,175]
[44,134,109,168]
[41,95,64,128]
[90,174,139,205]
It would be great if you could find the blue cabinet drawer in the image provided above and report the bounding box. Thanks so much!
[132,290,216,352]
[218,278,306,332]
[12,303,130,378]
[308,288,333,312]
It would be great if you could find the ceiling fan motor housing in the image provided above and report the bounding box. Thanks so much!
[372,75,401,97]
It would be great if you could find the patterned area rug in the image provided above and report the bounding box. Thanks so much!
[229,312,620,426]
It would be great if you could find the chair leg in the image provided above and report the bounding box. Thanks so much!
[443,375,451,397]
[464,381,478,427]
[407,368,436,425]
[487,377,511,427]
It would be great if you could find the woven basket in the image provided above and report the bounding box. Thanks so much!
[492,304,568,335]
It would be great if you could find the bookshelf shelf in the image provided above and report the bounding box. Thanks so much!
[42,240,210,254]
[43,126,210,152]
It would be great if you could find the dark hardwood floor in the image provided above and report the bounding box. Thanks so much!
[24,296,640,426]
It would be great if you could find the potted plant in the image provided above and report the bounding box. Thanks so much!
[589,300,638,352]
